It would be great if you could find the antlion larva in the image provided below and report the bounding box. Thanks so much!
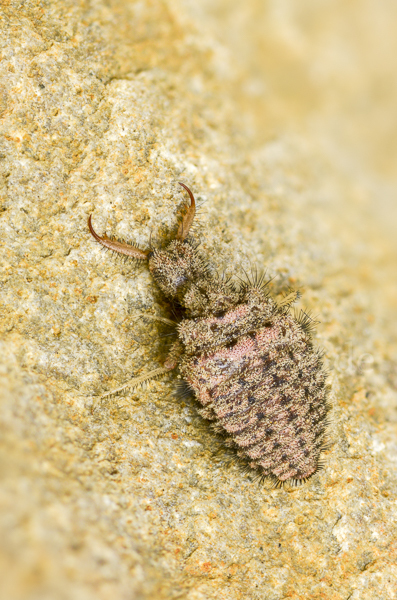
[88,182,330,487]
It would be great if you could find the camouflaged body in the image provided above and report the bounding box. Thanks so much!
[149,239,329,485]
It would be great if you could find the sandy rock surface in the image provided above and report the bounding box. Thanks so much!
[1,1,396,599]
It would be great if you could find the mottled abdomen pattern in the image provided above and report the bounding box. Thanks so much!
[178,289,328,484]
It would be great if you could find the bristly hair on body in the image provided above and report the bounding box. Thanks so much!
[88,182,331,488]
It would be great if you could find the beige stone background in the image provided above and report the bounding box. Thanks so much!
[1,1,397,599]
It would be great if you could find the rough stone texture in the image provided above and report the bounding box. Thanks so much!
[1,1,396,599]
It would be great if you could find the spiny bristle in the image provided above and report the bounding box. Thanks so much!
[238,268,274,295]
[175,380,195,401]
[295,309,319,335]
[158,331,178,339]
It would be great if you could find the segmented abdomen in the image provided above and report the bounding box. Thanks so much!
[179,309,329,484]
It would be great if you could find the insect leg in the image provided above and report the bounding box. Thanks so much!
[130,313,176,326]
[98,366,174,399]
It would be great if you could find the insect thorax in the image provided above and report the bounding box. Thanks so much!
[148,240,240,317]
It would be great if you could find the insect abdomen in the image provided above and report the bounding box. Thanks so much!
[179,299,329,484]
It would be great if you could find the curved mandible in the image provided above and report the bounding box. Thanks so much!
[176,182,196,241]
[88,215,149,259]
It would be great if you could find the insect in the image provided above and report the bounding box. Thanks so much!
[88,183,330,486]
